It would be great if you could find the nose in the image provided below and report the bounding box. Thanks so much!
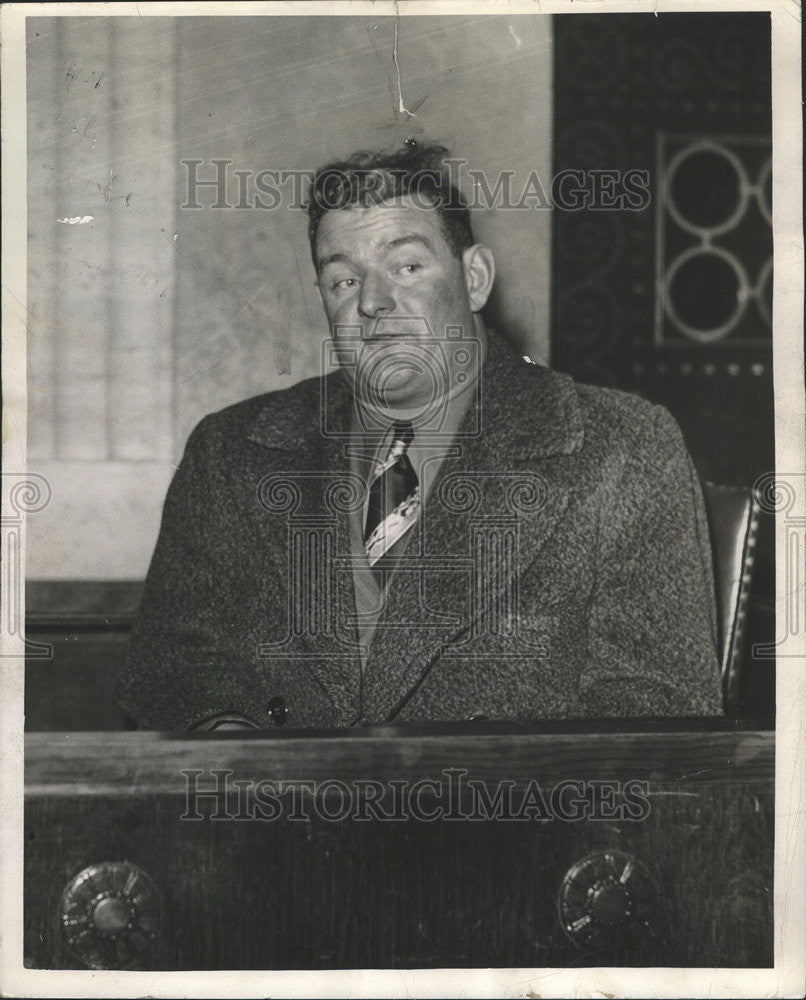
[358,272,395,318]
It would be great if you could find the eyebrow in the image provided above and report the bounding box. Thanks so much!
[317,251,349,271]
[318,234,436,272]
[386,234,435,252]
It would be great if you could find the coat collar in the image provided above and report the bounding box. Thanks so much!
[461,328,583,461]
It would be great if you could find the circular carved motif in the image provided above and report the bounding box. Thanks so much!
[61,861,161,970]
[558,850,654,950]
[664,246,749,344]
[755,256,773,328]
[757,157,772,225]
[666,142,749,237]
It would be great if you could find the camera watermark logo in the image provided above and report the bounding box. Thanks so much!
[752,472,806,659]
[320,320,483,439]
[253,465,552,659]
[1,474,53,659]
[255,470,364,651]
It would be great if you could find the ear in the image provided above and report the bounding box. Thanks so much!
[461,244,496,312]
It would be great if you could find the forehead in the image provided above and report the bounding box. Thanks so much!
[315,195,450,261]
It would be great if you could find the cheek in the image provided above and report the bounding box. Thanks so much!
[322,293,356,325]
[399,276,455,313]
[421,279,468,331]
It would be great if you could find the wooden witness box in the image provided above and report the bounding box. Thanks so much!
[24,719,773,970]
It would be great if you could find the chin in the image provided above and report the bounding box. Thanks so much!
[374,383,421,410]
[362,374,430,411]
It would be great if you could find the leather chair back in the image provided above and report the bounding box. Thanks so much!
[700,482,760,715]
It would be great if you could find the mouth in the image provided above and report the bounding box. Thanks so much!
[364,316,434,342]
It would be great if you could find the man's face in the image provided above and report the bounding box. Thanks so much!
[315,195,491,418]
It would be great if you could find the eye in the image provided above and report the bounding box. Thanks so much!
[398,263,421,275]
[331,277,357,291]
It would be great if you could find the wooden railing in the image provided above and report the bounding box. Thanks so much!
[25,719,774,970]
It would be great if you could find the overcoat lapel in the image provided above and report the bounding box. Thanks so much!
[361,335,585,721]
[246,371,363,723]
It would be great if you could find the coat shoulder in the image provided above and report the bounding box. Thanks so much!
[511,355,675,460]
[570,376,676,453]
[187,371,343,453]
[576,375,656,417]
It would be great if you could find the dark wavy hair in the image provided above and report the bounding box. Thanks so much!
[305,141,475,268]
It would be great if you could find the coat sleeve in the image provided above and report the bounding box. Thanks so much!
[116,416,271,730]
[578,404,724,717]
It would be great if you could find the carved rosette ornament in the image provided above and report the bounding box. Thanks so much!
[60,861,162,969]
[558,850,655,950]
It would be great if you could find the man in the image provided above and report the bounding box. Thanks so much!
[117,142,723,730]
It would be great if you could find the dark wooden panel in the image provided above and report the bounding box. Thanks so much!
[25,724,774,970]
[551,12,772,403]
[26,580,143,621]
[24,634,132,731]
[25,580,140,730]
[550,13,775,719]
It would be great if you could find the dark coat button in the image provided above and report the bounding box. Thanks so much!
[267,696,288,726]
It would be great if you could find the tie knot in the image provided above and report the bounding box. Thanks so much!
[392,421,414,451]
[388,422,414,461]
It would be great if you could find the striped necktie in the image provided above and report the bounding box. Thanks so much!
[364,422,420,574]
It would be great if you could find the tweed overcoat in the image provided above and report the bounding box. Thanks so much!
[118,333,723,729]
